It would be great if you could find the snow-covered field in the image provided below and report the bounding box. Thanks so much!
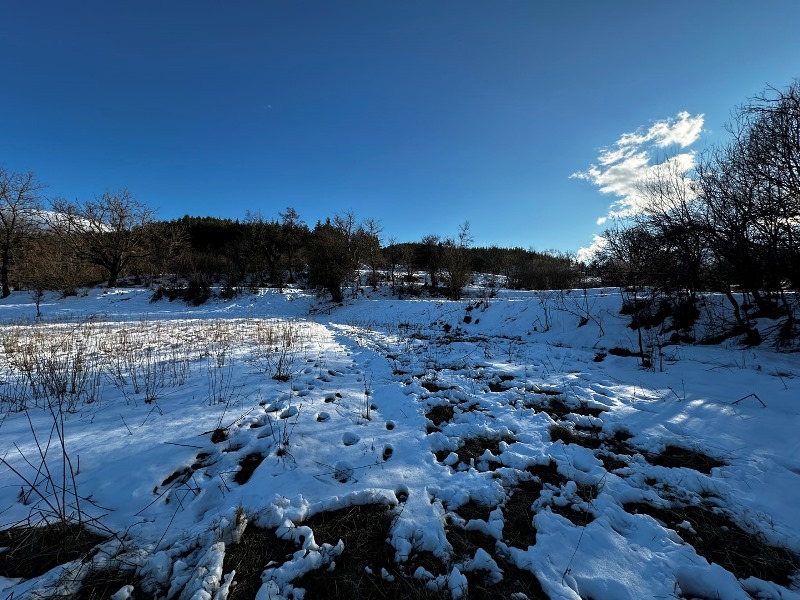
[0,286,798,599]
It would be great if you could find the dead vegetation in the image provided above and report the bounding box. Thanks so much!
[425,404,455,427]
[502,479,541,549]
[0,522,107,580]
[526,396,605,420]
[549,423,602,449]
[444,501,550,599]
[453,499,494,524]
[645,445,725,474]
[296,503,442,599]
[420,380,452,393]
[624,501,799,585]
[223,524,298,600]
[73,567,142,600]
[487,374,515,393]
[233,452,266,485]
[435,435,516,471]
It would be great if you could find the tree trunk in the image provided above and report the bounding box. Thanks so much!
[1,267,10,298]
[328,281,343,303]
[1,250,10,298]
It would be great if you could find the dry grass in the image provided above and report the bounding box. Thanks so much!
[0,522,106,580]
[646,445,725,474]
[624,501,799,585]
[223,524,298,600]
[233,452,266,485]
[296,503,443,599]
[0,318,319,413]
[502,480,541,549]
[425,404,455,427]
[445,500,550,599]
[73,567,141,600]
[549,424,602,450]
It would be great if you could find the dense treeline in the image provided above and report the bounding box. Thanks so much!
[593,80,800,346]
[0,171,579,306]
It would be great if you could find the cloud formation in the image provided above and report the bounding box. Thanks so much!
[576,234,607,264]
[573,111,704,260]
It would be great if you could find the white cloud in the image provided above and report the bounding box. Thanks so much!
[571,111,704,225]
[577,234,608,264]
[650,111,704,148]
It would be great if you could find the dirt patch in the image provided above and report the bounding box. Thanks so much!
[623,501,798,585]
[528,397,605,420]
[503,479,542,549]
[525,460,566,488]
[487,375,514,393]
[597,452,628,472]
[549,424,602,450]
[434,449,452,463]
[405,549,444,577]
[541,398,571,419]
[0,522,107,580]
[524,460,597,505]
[608,347,647,358]
[466,557,549,600]
[568,403,605,418]
[74,567,141,600]
[191,452,213,470]
[487,381,510,393]
[161,467,191,487]
[548,503,595,527]
[646,445,725,474]
[234,452,266,485]
[421,380,451,393]
[211,427,228,443]
[446,520,497,561]
[461,556,549,599]
[447,436,515,471]
[453,499,494,524]
[602,429,635,456]
[296,503,441,599]
[530,387,562,396]
[426,404,455,427]
[446,504,549,599]
[223,524,298,600]
[434,436,514,471]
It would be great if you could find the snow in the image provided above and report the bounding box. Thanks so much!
[0,285,798,599]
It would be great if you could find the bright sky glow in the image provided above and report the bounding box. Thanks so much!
[3,1,800,254]
[572,112,704,225]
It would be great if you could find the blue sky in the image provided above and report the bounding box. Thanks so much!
[3,1,800,255]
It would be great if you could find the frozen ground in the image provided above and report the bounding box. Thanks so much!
[0,285,798,599]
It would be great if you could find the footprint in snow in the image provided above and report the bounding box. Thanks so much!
[280,406,299,419]
[342,432,360,446]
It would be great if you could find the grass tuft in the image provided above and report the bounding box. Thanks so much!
[0,522,107,580]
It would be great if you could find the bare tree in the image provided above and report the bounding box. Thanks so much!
[419,234,441,290]
[140,220,189,283]
[0,167,44,297]
[362,218,383,289]
[307,218,352,303]
[636,157,706,296]
[385,237,400,294]
[49,190,155,287]
[441,222,473,300]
